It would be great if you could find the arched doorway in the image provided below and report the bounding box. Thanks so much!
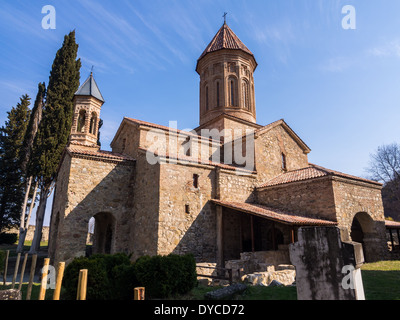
[350,212,374,262]
[90,212,115,255]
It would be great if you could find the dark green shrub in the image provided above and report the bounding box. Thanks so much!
[111,263,139,300]
[63,256,110,300]
[63,252,134,300]
[134,253,197,299]
[0,233,17,245]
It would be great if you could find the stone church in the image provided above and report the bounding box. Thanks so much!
[48,22,390,267]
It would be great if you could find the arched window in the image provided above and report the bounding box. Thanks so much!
[242,81,250,110]
[282,153,287,171]
[89,112,97,135]
[216,81,220,108]
[77,110,86,133]
[230,80,235,107]
[205,85,209,111]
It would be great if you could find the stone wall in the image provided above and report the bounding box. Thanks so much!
[49,152,135,265]
[4,225,49,242]
[332,178,386,261]
[129,151,160,260]
[218,169,256,203]
[157,160,216,262]
[256,177,337,221]
[255,123,309,184]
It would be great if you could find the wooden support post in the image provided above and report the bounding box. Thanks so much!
[250,215,255,252]
[26,254,37,300]
[53,262,65,300]
[11,252,21,289]
[216,205,224,268]
[389,229,394,251]
[272,222,276,251]
[18,253,28,291]
[134,287,145,300]
[291,227,295,244]
[239,216,243,253]
[77,269,88,300]
[3,250,9,285]
[397,229,400,250]
[39,258,50,300]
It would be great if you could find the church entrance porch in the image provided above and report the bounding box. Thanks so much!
[212,200,338,274]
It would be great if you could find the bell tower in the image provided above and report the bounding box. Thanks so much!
[70,72,105,149]
[196,22,257,127]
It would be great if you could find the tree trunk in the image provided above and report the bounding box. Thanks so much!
[28,185,48,254]
[16,177,32,253]
[17,181,38,253]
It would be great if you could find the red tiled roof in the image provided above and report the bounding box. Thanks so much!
[212,199,337,226]
[258,163,382,188]
[386,220,400,229]
[198,23,255,61]
[67,147,135,162]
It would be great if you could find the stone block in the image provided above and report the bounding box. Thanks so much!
[0,290,21,300]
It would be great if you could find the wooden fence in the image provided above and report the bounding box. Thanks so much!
[2,251,145,300]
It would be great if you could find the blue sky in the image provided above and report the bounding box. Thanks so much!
[1,1,400,224]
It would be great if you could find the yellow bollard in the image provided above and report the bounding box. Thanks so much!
[77,269,88,300]
[53,262,65,300]
[134,287,145,300]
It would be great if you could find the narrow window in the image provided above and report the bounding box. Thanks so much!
[77,110,86,133]
[205,86,209,111]
[230,80,235,106]
[242,82,249,110]
[282,153,287,171]
[193,174,199,188]
[216,82,220,107]
[89,112,97,134]
[185,204,190,214]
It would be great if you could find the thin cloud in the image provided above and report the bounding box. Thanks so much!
[367,39,400,58]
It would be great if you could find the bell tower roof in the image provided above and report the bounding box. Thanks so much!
[197,23,256,69]
[75,72,105,103]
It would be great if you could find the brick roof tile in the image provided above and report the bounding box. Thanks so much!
[258,163,382,188]
[67,147,135,162]
[198,23,255,61]
[212,200,337,226]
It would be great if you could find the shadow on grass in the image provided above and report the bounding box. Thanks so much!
[362,270,400,300]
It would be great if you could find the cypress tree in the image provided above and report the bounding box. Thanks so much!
[29,31,81,253]
[0,95,31,231]
[16,82,46,252]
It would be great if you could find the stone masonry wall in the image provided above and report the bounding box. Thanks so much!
[256,177,337,221]
[332,178,386,261]
[255,124,309,184]
[50,153,135,265]
[158,161,216,262]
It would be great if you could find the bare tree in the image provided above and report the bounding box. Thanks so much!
[367,143,400,220]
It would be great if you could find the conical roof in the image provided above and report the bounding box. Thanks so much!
[75,73,105,103]
[198,23,255,61]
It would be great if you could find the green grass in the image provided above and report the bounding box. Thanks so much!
[184,283,297,300]
[186,260,400,300]
[0,258,398,300]
[361,261,400,300]
[0,283,54,300]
